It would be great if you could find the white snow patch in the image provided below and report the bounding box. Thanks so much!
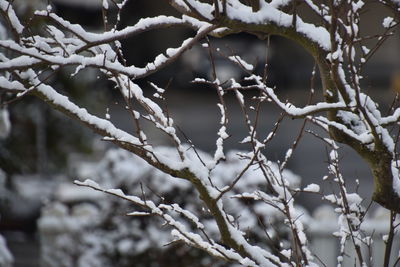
[383,17,395,28]
[303,183,320,193]
[0,108,11,139]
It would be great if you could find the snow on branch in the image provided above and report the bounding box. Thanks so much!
[22,70,144,147]
[0,26,218,80]
[312,116,374,146]
[74,179,259,265]
[226,0,330,50]
[0,77,25,92]
[35,10,206,51]
[3,0,400,265]
[227,75,349,118]
[0,0,24,38]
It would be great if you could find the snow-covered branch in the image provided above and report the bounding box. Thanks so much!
[2,0,400,266]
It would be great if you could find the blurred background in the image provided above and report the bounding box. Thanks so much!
[0,0,400,266]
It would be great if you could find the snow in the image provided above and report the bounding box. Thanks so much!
[0,108,10,139]
[324,194,337,204]
[228,55,254,71]
[106,188,125,198]
[17,14,196,79]
[226,222,279,266]
[382,234,389,242]
[0,235,13,267]
[39,202,97,233]
[303,183,320,193]
[351,0,365,11]
[0,55,41,71]
[181,0,214,20]
[30,73,143,146]
[314,116,374,146]
[225,0,331,51]
[56,183,104,202]
[4,1,400,265]
[66,146,310,265]
[391,161,400,196]
[74,179,101,190]
[0,0,23,34]
[102,0,108,10]
[243,75,347,118]
[361,46,370,54]
[284,148,292,162]
[270,0,292,9]
[382,17,394,28]
[235,89,245,105]
[213,125,229,165]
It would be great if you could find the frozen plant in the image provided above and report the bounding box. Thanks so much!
[1,0,400,266]
[39,147,305,266]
